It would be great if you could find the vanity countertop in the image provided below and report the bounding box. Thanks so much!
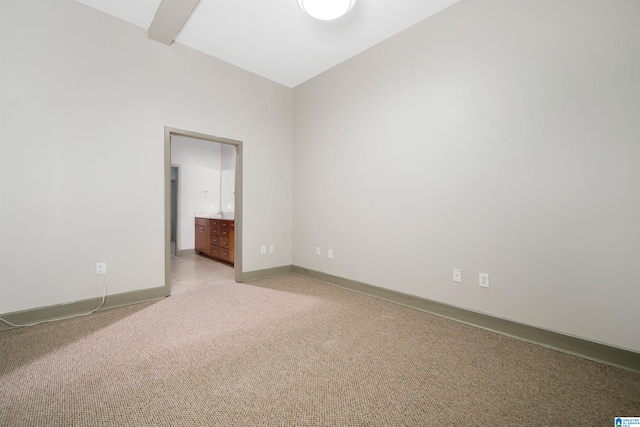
[195,213,235,220]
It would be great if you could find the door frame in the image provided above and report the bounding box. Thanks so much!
[170,164,180,253]
[164,126,244,295]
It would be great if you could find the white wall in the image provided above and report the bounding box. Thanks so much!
[293,0,640,352]
[171,136,222,251]
[0,0,292,313]
[220,143,236,213]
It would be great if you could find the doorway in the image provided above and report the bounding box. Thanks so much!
[164,127,243,296]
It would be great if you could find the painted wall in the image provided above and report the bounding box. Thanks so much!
[0,0,293,313]
[293,0,640,352]
[170,136,222,251]
[220,143,236,213]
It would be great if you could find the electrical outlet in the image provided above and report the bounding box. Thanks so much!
[269,245,274,253]
[479,273,490,288]
[315,247,321,256]
[328,249,334,259]
[453,268,462,283]
[96,262,107,275]
[260,245,266,255]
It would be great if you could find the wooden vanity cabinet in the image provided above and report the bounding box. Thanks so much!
[194,217,234,266]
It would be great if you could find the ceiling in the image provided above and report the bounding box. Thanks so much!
[76,0,460,88]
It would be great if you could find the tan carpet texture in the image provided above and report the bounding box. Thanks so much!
[1,274,639,426]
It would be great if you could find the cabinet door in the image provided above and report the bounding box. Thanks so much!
[195,225,211,254]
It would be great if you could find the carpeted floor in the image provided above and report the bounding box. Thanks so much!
[1,274,639,426]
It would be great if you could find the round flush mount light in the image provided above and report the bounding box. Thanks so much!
[298,0,355,21]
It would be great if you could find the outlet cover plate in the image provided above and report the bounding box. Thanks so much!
[453,269,462,283]
[479,273,490,288]
[96,262,106,275]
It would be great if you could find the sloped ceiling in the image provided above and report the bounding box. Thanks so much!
[77,0,460,88]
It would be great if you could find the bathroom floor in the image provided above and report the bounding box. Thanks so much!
[170,251,235,294]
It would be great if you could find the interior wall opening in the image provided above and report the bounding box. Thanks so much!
[164,127,243,296]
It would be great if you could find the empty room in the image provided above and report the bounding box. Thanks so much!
[1,0,639,425]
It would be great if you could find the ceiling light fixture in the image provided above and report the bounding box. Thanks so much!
[298,0,355,21]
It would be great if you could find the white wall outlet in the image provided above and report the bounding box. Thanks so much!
[96,262,107,275]
[269,245,274,253]
[315,247,321,256]
[328,249,334,259]
[453,268,462,283]
[479,273,490,288]
[260,245,266,255]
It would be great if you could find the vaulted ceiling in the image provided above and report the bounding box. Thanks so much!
[77,0,460,88]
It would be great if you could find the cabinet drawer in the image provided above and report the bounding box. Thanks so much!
[210,227,220,236]
[210,245,220,257]
[220,247,231,262]
[220,220,230,229]
[220,228,230,237]
[195,218,210,227]
[220,236,230,248]
[211,235,220,245]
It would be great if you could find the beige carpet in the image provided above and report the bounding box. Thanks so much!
[1,274,639,426]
